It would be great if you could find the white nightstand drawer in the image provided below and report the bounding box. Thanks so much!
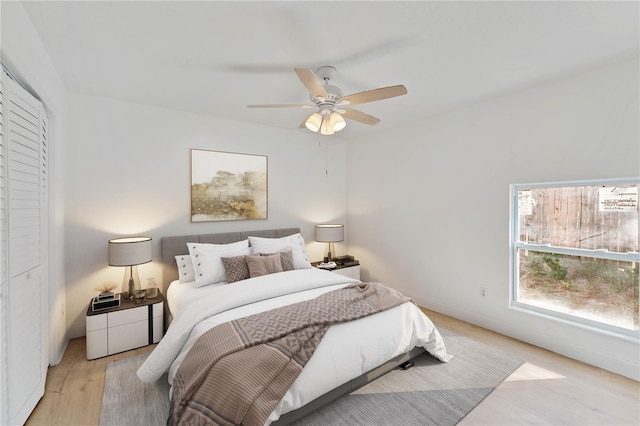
[351,265,361,279]
[153,314,163,343]
[86,314,107,332]
[86,329,108,359]
[108,306,147,327]
[333,265,360,280]
[153,302,163,318]
[108,320,149,354]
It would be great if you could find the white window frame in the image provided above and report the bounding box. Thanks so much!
[510,177,640,338]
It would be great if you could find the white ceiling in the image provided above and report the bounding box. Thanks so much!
[20,1,640,138]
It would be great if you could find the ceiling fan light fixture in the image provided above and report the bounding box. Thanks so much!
[329,112,346,132]
[320,116,335,135]
[305,112,322,132]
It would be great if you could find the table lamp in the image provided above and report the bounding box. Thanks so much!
[108,236,152,300]
[314,224,344,262]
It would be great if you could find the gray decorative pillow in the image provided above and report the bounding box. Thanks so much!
[259,250,294,271]
[245,253,283,278]
[221,255,250,283]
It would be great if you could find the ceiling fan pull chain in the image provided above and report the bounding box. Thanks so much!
[325,142,329,176]
[317,137,329,176]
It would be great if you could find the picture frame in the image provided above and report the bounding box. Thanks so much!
[190,149,268,222]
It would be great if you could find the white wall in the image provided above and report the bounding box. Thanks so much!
[1,1,68,365]
[64,94,348,338]
[347,58,640,380]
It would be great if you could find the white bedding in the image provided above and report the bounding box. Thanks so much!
[166,279,225,318]
[138,268,451,425]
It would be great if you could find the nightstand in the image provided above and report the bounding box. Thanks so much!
[312,261,361,280]
[86,293,164,360]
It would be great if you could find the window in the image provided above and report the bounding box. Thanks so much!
[510,178,639,337]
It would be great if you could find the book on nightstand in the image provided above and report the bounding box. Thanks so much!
[91,294,120,311]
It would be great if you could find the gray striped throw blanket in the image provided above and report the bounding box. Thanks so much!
[168,282,411,426]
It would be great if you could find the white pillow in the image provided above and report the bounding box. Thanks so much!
[248,233,312,270]
[175,255,195,283]
[188,240,251,287]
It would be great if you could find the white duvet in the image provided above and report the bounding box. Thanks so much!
[137,268,451,425]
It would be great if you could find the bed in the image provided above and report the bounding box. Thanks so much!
[137,227,451,425]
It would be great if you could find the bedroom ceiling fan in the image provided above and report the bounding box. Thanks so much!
[247,66,407,135]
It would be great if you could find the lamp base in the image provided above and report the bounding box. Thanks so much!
[121,265,141,300]
[326,242,336,262]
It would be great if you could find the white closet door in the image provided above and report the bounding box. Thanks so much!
[0,71,48,426]
[0,70,5,426]
[0,73,5,278]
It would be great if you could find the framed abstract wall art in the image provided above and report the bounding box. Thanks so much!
[191,149,268,222]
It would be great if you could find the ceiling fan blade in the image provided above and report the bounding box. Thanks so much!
[247,104,315,108]
[342,108,381,125]
[341,85,407,106]
[295,68,328,99]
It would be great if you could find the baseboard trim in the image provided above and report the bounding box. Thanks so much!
[414,296,639,381]
[50,338,68,366]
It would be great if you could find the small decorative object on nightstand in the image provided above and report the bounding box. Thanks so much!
[86,292,164,360]
[91,294,121,311]
[92,282,120,310]
[145,277,159,299]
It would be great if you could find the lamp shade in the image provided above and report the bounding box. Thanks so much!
[329,112,346,132]
[315,224,344,243]
[305,112,322,132]
[108,237,152,266]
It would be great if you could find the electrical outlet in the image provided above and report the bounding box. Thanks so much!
[480,287,488,298]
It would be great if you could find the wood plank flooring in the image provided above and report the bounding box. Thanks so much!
[25,340,154,425]
[422,309,640,426]
[25,309,639,425]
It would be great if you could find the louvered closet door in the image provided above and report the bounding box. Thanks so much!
[0,71,48,426]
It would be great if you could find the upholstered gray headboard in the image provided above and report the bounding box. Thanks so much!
[160,227,300,293]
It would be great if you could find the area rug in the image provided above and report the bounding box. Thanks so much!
[100,330,523,426]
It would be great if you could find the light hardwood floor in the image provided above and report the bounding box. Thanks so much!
[25,309,639,425]
[422,309,640,426]
[25,340,155,425]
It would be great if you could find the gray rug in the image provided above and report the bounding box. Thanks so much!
[100,330,522,426]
